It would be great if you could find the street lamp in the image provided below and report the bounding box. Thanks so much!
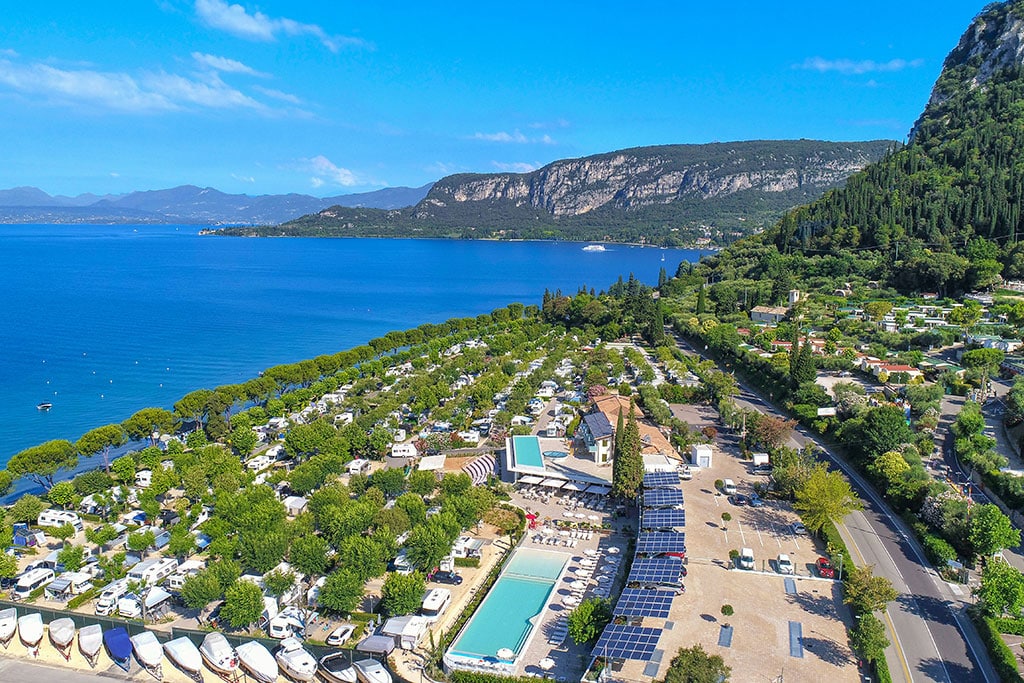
[835,552,843,582]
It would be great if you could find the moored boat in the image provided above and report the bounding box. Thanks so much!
[48,617,75,660]
[319,652,359,683]
[353,658,393,683]
[104,627,133,671]
[200,631,239,677]
[79,624,103,667]
[18,612,43,653]
[275,636,317,681]
[237,640,278,683]
[582,244,606,252]
[0,607,16,649]
[37,402,52,411]
[164,636,203,681]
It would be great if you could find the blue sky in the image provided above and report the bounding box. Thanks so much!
[0,1,984,197]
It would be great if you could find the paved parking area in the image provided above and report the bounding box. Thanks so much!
[650,415,862,682]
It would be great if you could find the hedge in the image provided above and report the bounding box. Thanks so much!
[874,651,893,683]
[820,520,856,581]
[971,611,1023,682]
[994,616,1024,636]
[67,585,102,610]
[454,557,480,568]
[451,672,536,683]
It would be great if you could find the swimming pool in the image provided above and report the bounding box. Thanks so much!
[447,548,568,663]
[543,450,569,459]
[513,435,544,469]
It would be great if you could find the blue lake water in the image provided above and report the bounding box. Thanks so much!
[0,224,707,465]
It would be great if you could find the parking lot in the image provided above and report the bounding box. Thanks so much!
[662,405,861,681]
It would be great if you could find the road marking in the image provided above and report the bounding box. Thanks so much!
[844,524,915,683]
[754,522,764,547]
[736,520,746,545]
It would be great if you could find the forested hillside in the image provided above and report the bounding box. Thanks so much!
[757,0,1024,294]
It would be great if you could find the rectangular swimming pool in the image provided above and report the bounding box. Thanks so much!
[513,435,544,469]
[447,548,568,661]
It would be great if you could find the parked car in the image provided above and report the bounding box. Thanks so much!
[326,624,355,646]
[749,494,765,508]
[431,570,463,586]
[791,522,807,535]
[679,467,692,481]
[815,557,835,578]
[728,494,749,507]
[776,554,794,575]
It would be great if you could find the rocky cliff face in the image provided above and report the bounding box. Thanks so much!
[423,141,889,217]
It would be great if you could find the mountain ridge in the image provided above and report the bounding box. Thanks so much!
[223,139,893,246]
[0,183,434,225]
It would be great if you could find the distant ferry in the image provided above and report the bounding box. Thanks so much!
[582,244,606,252]
[36,402,52,411]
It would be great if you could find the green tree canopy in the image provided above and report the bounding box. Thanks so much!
[977,560,1024,618]
[122,407,175,445]
[793,465,863,533]
[181,570,223,609]
[221,580,265,628]
[661,644,731,683]
[969,504,1021,559]
[380,572,425,616]
[6,494,48,524]
[7,440,78,490]
[318,569,365,615]
[843,565,898,613]
[290,534,331,577]
[56,544,85,572]
[47,480,77,509]
[567,597,612,645]
[849,613,889,664]
[75,424,127,472]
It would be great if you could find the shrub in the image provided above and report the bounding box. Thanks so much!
[971,611,1023,682]
[921,533,957,566]
[721,604,734,617]
[728,549,739,560]
[714,479,724,492]
[721,512,732,523]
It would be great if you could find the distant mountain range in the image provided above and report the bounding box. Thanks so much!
[0,184,434,225]
[219,139,893,246]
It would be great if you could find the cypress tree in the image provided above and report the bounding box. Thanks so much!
[612,400,644,500]
[696,285,707,315]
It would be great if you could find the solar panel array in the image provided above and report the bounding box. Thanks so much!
[593,624,663,661]
[642,488,684,508]
[642,471,680,488]
[627,557,684,585]
[636,532,687,555]
[642,508,687,529]
[615,588,675,619]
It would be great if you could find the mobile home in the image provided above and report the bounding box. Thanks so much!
[37,509,84,533]
[348,459,371,476]
[95,578,130,615]
[44,571,94,601]
[128,557,179,585]
[165,559,205,591]
[420,588,451,622]
[13,568,55,600]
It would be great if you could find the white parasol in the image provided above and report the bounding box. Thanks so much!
[539,658,555,671]
[570,580,587,590]
[497,647,515,661]
[608,547,621,554]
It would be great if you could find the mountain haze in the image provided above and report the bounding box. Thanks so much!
[0,184,433,225]
[227,140,891,246]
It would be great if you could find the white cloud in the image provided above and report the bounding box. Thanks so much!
[109,172,120,177]
[0,55,272,113]
[252,85,301,104]
[491,161,538,173]
[0,48,18,57]
[797,57,924,75]
[231,173,255,183]
[310,177,324,188]
[191,52,267,77]
[194,0,365,52]
[474,130,528,143]
[427,161,459,176]
[305,155,359,187]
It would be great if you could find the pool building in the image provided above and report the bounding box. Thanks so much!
[444,548,569,674]
[502,434,614,491]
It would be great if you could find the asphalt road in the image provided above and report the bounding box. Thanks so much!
[672,335,997,682]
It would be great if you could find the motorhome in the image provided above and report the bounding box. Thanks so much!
[419,588,451,622]
[166,560,205,591]
[95,578,130,615]
[118,586,173,619]
[347,459,371,476]
[12,568,55,600]
[37,509,84,533]
[268,606,306,639]
[128,557,179,585]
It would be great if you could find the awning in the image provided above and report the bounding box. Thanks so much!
[518,475,544,485]
[356,635,396,655]
[585,484,611,496]
[540,478,567,489]
[562,482,587,492]
[418,454,446,471]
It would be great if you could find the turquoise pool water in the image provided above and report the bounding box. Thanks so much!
[543,450,569,459]
[448,548,567,660]
[513,436,544,469]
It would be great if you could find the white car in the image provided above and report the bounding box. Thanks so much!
[776,554,794,575]
[326,624,355,647]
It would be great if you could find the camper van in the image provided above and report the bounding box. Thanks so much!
[420,588,451,622]
[268,606,306,639]
[165,560,205,591]
[12,568,55,600]
[347,459,371,476]
[128,557,179,585]
[118,586,173,619]
[95,578,130,615]
[37,509,84,533]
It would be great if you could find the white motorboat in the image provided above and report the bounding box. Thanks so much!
[200,632,239,676]
[48,617,75,659]
[131,630,164,680]
[164,637,203,681]
[18,612,43,652]
[0,607,16,648]
[78,624,103,667]
[275,636,317,681]
[353,658,393,683]
[237,640,278,683]
[319,652,359,683]
[582,244,606,252]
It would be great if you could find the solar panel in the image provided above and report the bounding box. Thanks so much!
[642,488,684,508]
[636,532,686,555]
[642,509,686,529]
[592,624,663,661]
[615,588,675,619]
[627,557,683,585]
[642,471,680,488]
